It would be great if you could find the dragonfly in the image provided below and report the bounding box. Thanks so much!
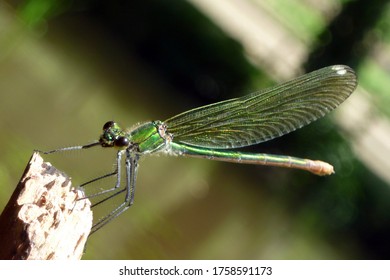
[41,65,357,233]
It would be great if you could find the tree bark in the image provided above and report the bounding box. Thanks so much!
[0,152,92,260]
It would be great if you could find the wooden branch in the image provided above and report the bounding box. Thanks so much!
[0,152,92,260]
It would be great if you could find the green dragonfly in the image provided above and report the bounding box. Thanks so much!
[42,65,357,233]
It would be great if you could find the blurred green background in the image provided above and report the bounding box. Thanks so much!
[1,0,390,259]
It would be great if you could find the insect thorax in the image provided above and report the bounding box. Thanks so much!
[129,121,171,154]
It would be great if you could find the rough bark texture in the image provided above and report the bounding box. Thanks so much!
[0,152,92,260]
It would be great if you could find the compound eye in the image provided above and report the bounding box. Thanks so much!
[115,136,129,147]
[103,121,115,130]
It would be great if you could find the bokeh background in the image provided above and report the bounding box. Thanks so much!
[1,0,390,259]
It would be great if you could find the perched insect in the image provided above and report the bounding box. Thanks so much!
[41,65,357,233]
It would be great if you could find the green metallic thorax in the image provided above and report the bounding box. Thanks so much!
[128,121,167,154]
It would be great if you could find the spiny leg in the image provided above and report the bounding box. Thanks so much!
[37,141,140,233]
[126,150,139,207]
[37,142,123,201]
[90,150,139,234]
[36,141,101,155]
[78,151,124,203]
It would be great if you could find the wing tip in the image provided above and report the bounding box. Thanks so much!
[330,64,358,94]
[330,64,356,78]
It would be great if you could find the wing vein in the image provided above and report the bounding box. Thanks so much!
[165,65,357,149]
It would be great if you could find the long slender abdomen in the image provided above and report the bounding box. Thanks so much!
[169,142,334,176]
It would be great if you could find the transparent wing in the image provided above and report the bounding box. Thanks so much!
[165,65,357,149]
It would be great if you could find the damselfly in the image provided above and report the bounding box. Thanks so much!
[41,65,357,233]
